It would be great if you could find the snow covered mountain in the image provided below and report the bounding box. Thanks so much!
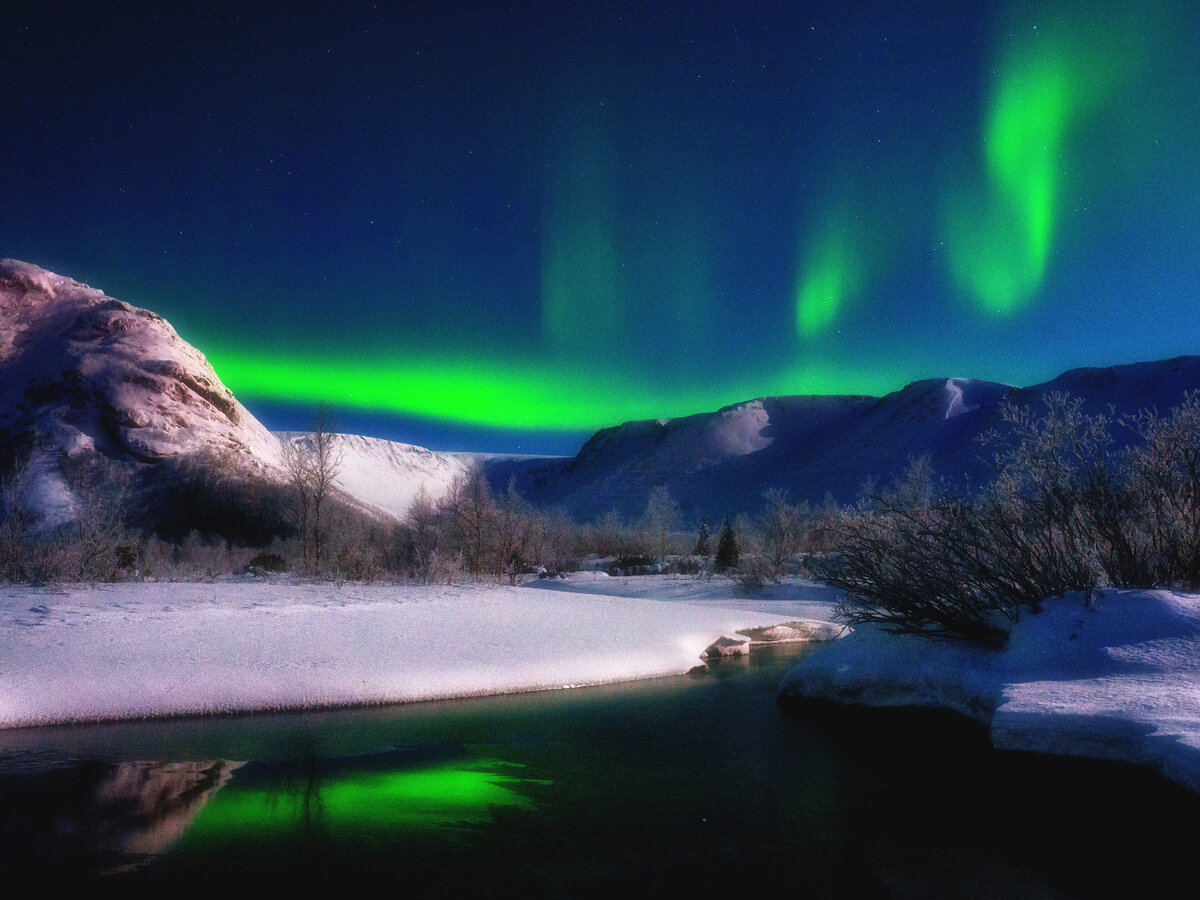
[0,259,521,532]
[0,259,281,468]
[7,258,1200,533]
[487,357,1200,523]
[0,259,287,529]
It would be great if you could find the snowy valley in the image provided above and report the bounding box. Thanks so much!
[7,258,1200,817]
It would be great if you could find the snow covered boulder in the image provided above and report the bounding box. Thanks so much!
[736,619,844,644]
[778,622,1001,722]
[703,635,751,659]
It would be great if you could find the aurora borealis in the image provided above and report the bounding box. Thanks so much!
[4,1,1199,452]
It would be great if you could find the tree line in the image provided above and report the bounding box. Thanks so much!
[13,390,1199,619]
[0,416,837,586]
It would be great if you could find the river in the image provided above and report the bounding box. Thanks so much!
[3,643,1199,896]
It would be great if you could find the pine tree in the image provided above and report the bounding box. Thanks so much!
[694,518,710,556]
[714,517,739,572]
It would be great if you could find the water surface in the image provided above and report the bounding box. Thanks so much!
[3,644,1199,896]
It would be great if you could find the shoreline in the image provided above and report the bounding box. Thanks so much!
[0,575,835,731]
[779,588,1200,796]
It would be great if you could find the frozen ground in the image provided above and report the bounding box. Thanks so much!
[0,574,835,729]
[780,588,1200,794]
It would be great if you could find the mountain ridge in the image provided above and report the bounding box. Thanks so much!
[5,258,1200,532]
[485,357,1200,522]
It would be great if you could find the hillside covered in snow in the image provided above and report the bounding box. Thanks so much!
[299,432,520,521]
[0,259,281,470]
[0,260,509,535]
[488,357,1200,522]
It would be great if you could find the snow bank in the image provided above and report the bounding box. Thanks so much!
[780,589,1200,793]
[0,577,828,729]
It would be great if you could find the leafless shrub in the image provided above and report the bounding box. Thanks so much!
[1124,391,1200,589]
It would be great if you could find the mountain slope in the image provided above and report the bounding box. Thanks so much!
[486,358,1200,523]
[0,259,289,533]
[282,432,492,521]
[0,259,281,468]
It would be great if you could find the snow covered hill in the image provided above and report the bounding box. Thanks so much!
[488,358,1200,522]
[0,259,531,531]
[0,259,284,528]
[7,258,1200,533]
[282,431,495,520]
[0,259,281,467]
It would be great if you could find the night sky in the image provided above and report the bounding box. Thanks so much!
[4,1,1199,454]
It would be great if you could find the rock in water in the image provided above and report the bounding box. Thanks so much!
[703,635,751,659]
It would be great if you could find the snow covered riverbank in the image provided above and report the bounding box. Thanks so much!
[11,571,1198,799]
[780,589,1200,794]
[0,575,833,729]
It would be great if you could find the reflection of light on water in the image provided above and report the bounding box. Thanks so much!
[0,758,241,878]
[88,760,242,857]
[182,759,546,841]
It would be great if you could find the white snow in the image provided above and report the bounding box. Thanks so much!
[0,575,833,729]
[780,589,1200,794]
[293,432,546,520]
[327,434,481,518]
[0,258,283,475]
[943,378,979,419]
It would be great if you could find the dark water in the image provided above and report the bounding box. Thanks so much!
[3,644,1200,897]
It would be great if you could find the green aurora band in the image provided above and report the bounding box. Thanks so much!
[794,216,866,336]
[944,7,1141,314]
[207,348,901,432]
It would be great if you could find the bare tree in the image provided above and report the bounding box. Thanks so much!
[493,477,530,584]
[0,457,38,581]
[759,488,804,580]
[405,485,441,581]
[309,404,342,571]
[641,485,680,563]
[281,403,343,572]
[441,461,495,579]
[1126,391,1200,588]
[281,437,314,568]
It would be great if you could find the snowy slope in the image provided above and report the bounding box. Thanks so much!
[0,260,285,529]
[282,432,496,520]
[0,259,281,467]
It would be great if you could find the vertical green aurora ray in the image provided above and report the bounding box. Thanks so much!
[541,107,626,350]
[794,220,863,337]
[943,5,1143,314]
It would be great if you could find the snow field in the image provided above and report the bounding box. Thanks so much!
[0,575,826,728]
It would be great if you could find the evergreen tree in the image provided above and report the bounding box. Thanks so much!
[694,518,710,556]
[714,517,739,572]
